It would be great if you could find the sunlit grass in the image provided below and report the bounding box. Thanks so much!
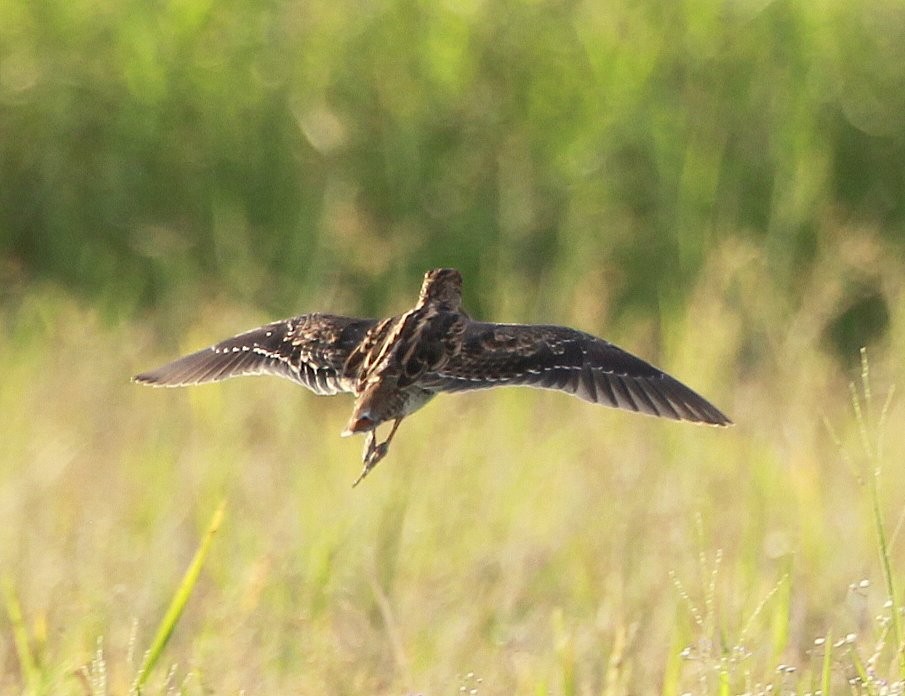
[134,500,225,693]
[3,577,42,694]
[2,239,905,693]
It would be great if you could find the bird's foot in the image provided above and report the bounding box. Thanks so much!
[352,430,390,488]
[352,440,389,487]
[350,418,403,488]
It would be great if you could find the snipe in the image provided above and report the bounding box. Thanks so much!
[135,268,732,485]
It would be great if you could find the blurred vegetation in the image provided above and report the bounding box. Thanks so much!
[2,0,904,325]
[2,244,905,693]
[4,0,905,693]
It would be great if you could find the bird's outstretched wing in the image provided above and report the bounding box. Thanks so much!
[423,322,731,426]
[133,313,378,395]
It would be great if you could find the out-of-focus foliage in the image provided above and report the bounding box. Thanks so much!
[5,2,905,691]
[2,236,905,693]
[2,0,904,320]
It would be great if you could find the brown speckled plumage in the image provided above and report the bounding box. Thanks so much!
[135,268,732,485]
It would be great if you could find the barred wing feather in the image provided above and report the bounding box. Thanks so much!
[133,314,377,396]
[427,322,731,426]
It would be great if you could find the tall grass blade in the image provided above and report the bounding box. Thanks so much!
[660,621,684,696]
[2,576,41,694]
[717,663,730,696]
[551,608,576,696]
[134,499,226,692]
[854,350,904,676]
[820,634,832,696]
[769,572,791,663]
[850,645,876,696]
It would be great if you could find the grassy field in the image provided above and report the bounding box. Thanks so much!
[3,0,905,691]
[2,233,905,694]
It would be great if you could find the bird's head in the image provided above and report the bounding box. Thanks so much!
[417,268,464,311]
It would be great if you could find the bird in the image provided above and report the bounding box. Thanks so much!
[134,268,732,486]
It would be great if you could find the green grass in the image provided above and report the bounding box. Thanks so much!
[2,0,904,690]
[3,0,904,319]
[2,235,905,693]
[134,499,225,692]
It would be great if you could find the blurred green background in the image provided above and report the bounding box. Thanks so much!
[4,0,905,693]
[3,0,903,325]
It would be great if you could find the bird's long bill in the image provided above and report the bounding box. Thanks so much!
[341,414,377,437]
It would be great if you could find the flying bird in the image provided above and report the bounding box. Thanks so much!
[134,268,732,485]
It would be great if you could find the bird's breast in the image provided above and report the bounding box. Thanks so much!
[400,387,435,416]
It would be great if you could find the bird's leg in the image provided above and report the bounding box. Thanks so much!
[352,418,403,488]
